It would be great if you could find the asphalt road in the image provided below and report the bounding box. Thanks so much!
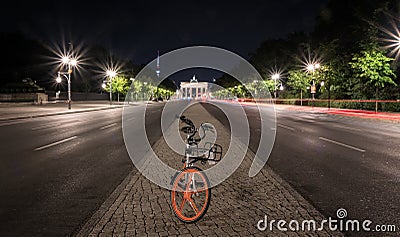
[1,100,399,236]
[0,102,166,236]
[203,102,400,236]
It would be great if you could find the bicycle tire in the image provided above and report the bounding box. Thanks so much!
[170,166,211,223]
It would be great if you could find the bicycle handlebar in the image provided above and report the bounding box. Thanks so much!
[179,116,200,144]
[179,116,194,128]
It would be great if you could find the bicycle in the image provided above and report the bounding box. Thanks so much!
[170,116,222,223]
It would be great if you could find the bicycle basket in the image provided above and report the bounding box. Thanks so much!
[205,142,222,162]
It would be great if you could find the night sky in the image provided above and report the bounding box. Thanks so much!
[2,0,329,65]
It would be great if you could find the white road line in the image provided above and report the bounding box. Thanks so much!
[31,123,60,131]
[278,124,295,131]
[332,124,363,132]
[319,137,366,153]
[31,119,80,131]
[34,136,78,151]
[0,120,27,127]
[100,123,117,130]
[125,117,137,122]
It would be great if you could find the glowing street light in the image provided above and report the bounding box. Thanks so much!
[380,19,400,62]
[70,59,78,66]
[305,62,321,107]
[107,70,117,78]
[57,56,78,109]
[106,70,117,105]
[62,56,70,64]
[271,73,281,98]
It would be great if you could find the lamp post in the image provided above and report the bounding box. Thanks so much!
[253,80,259,98]
[56,57,77,109]
[130,78,137,102]
[272,73,280,99]
[143,82,148,101]
[306,63,320,107]
[106,70,117,105]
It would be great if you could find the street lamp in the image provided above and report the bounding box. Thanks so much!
[56,76,62,84]
[56,56,77,109]
[129,78,136,102]
[272,73,280,98]
[143,82,148,101]
[253,80,259,97]
[106,70,117,105]
[306,63,321,107]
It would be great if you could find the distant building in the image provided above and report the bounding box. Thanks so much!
[0,78,48,103]
[178,75,211,100]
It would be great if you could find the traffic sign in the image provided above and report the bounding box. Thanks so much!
[311,84,316,94]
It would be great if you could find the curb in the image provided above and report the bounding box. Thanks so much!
[74,131,166,237]
[274,105,400,123]
[74,170,140,237]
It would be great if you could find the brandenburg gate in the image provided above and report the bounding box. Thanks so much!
[179,75,210,100]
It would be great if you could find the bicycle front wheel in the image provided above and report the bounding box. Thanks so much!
[171,166,211,223]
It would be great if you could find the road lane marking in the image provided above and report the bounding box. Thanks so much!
[0,120,28,127]
[34,136,78,151]
[100,123,117,130]
[31,119,80,131]
[278,124,295,131]
[319,137,366,153]
[331,124,363,132]
[31,123,60,131]
[125,117,137,122]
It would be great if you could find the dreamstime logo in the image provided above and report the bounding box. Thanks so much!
[257,208,397,233]
[122,46,277,190]
[336,208,347,219]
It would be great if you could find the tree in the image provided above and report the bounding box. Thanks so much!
[349,48,397,111]
[349,49,396,88]
[287,70,310,105]
[104,76,130,102]
[131,80,143,101]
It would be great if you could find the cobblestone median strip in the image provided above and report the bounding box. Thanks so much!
[77,104,342,237]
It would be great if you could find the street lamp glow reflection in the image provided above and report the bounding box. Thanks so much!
[56,76,62,83]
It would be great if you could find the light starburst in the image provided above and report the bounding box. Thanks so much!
[296,46,323,73]
[379,18,400,62]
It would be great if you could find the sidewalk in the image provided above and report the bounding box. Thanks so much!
[77,103,342,236]
[274,105,400,122]
[0,101,144,121]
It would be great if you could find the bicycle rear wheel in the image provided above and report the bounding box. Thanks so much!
[171,166,211,223]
